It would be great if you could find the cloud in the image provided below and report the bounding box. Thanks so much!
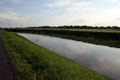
[104,0,120,3]
[68,2,92,12]
[0,0,23,4]
[46,0,92,12]
[0,0,24,27]
[72,2,90,7]
[0,8,26,27]
[81,9,120,26]
[0,8,26,22]
[9,0,23,3]
[46,0,71,7]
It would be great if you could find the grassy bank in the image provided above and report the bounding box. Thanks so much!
[0,30,113,80]
[6,28,120,48]
[31,28,120,33]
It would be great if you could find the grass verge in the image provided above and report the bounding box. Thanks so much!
[5,28,120,48]
[0,30,113,80]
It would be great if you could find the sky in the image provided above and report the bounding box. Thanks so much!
[0,0,120,27]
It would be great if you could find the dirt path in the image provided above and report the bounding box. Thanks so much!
[0,36,14,80]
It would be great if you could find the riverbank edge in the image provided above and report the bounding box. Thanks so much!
[6,29,120,48]
[0,30,113,80]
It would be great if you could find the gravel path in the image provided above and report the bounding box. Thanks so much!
[0,36,14,80]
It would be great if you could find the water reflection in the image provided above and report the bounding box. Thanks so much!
[18,33,120,80]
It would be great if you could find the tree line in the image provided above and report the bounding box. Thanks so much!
[28,25,120,29]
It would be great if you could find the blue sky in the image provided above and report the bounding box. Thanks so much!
[0,0,120,27]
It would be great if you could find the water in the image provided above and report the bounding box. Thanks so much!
[18,33,120,80]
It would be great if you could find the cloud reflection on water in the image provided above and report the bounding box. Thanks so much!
[19,33,120,80]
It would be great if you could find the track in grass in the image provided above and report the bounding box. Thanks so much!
[0,36,14,80]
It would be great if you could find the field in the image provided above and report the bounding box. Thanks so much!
[32,28,120,33]
[6,28,120,48]
[0,30,113,80]
[6,28,120,33]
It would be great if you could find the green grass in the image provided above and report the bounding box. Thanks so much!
[0,30,113,80]
[31,28,120,33]
[6,28,120,33]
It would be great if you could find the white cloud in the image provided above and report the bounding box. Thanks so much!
[46,0,92,12]
[81,9,120,26]
[104,0,120,4]
[72,2,90,7]
[53,6,120,26]
[0,8,26,22]
[0,0,24,27]
[0,8,26,27]
[46,0,71,7]
[68,2,92,12]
